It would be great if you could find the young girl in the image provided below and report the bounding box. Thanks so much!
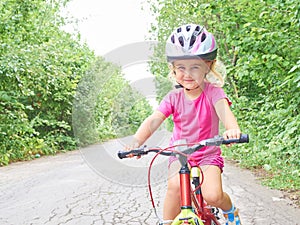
[129,24,241,225]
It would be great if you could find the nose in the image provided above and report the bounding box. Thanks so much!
[182,69,193,77]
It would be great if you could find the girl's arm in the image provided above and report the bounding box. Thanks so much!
[215,99,241,139]
[132,110,166,147]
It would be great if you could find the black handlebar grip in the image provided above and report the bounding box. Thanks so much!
[239,134,249,143]
[118,151,129,159]
[117,147,147,159]
[222,134,249,145]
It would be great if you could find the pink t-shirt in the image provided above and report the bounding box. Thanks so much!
[157,82,231,168]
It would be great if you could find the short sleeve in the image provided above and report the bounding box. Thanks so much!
[205,83,232,106]
[157,92,174,118]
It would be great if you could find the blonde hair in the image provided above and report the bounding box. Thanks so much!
[205,60,225,87]
[168,60,226,87]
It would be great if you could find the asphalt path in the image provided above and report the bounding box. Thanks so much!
[0,133,299,225]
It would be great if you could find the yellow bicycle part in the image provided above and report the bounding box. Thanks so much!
[171,208,204,225]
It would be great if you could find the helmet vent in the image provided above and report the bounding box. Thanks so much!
[186,25,191,31]
[177,27,182,33]
[171,35,175,43]
[178,36,184,47]
[190,35,196,47]
[201,33,207,42]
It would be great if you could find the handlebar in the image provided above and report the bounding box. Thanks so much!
[118,134,249,159]
[117,147,173,159]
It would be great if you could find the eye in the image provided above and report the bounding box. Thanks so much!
[191,66,201,70]
[175,66,185,71]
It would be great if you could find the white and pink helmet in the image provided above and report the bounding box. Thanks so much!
[166,24,218,62]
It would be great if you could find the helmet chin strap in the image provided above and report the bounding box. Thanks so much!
[186,86,200,91]
[174,83,200,91]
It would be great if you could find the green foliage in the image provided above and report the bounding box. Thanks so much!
[0,91,46,165]
[0,0,91,165]
[73,57,153,146]
[146,0,300,191]
[0,0,153,165]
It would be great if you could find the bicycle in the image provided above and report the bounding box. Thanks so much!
[118,134,249,225]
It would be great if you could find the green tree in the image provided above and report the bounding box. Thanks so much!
[73,57,153,146]
[0,0,153,165]
[1,0,93,164]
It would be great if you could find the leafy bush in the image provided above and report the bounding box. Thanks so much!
[0,91,46,165]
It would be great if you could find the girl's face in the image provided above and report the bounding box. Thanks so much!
[173,59,212,90]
